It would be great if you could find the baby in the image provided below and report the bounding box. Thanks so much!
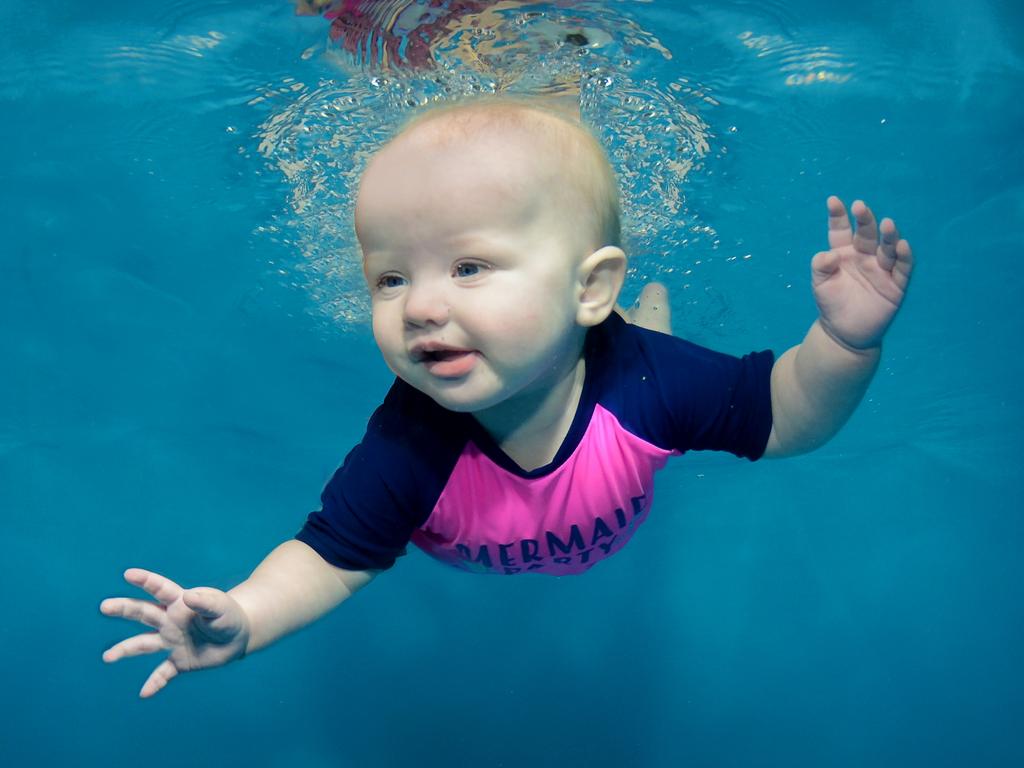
[101,99,913,698]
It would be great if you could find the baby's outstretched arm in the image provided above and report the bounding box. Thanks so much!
[763,197,913,457]
[100,541,375,697]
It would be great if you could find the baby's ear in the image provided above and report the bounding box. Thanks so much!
[576,246,626,327]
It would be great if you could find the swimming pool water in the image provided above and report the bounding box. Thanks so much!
[2,1,1022,766]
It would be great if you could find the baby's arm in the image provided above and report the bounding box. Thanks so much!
[762,197,913,458]
[762,319,879,456]
[230,540,374,652]
[101,541,375,697]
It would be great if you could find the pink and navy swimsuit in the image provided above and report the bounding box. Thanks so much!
[296,313,774,575]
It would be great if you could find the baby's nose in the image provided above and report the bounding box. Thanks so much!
[403,280,450,327]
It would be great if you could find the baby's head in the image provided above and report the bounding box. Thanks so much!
[354,98,625,416]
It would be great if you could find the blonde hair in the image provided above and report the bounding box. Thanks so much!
[387,96,621,252]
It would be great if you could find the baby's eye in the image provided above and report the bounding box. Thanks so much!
[454,261,488,278]
[376,273,407,290]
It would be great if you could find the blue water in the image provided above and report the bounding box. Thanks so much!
[2,0,1022,765]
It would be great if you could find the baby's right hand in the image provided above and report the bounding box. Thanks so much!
[100,568,250,698]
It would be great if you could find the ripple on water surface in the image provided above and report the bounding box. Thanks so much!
[256,1,734,329]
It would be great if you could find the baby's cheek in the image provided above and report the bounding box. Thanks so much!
[369,313,385,347]
[370,310,400,356]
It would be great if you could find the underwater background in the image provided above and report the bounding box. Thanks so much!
[2,0,1022,765]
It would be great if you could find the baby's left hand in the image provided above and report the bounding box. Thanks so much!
[811,196,914,350]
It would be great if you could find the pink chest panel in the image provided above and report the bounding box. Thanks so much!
[408,404,676,575]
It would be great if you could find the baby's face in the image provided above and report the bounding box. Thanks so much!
[356,130,588,414]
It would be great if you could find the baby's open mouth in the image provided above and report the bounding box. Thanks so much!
[418,349,468,362]
[411,345,479,378]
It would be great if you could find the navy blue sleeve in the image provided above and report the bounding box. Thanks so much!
[295,380,470,571]
[590,314,775,460]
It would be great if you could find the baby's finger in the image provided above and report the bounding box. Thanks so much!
[183,588,229,620]
[100,597,165,630]
[102,631,166,663]
[123,568,184,607]
[140,659,180,699]
[826,196,853,250]
[851,200,879,256]
[892,239,914,291]
[877,217,899,271]
[811,249,841,285]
